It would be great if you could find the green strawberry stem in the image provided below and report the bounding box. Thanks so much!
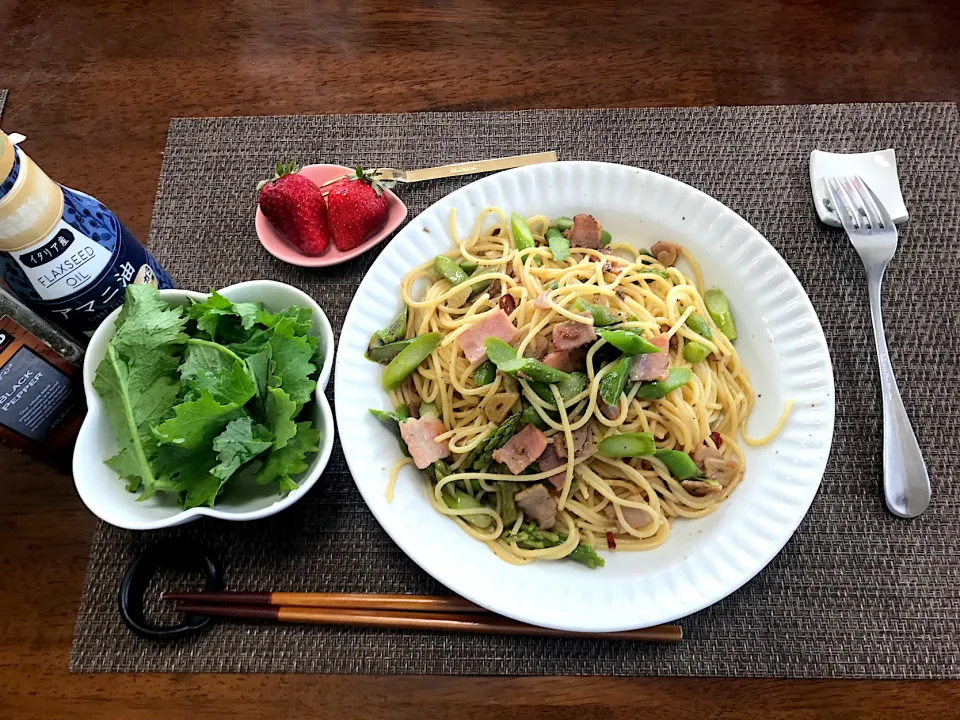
[256,160,300,192]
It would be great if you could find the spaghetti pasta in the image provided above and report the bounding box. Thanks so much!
[369,209,790,568]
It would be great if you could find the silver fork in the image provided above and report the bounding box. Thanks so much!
[826,175,931,518]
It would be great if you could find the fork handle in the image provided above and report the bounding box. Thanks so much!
[866,269,931,518]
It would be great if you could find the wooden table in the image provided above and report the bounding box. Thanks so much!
[1,2,958,717]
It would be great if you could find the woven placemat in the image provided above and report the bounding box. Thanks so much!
[70,104,960,678]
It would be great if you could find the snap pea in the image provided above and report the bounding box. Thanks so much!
[365,305,408,360]
[467,265,498,297]
[484,337,519,366]
[599,355,631,405]
[443,490,491,528]
[433,255,468,286]
[521,403,549,429]
[382,332,441,390]
[473,360,496,386]
[682,341,711,364]
[600,229,612,246]
[597,431,656,458]
[654,449,700,480]
[572,297,620,326]
[558,371,588,400]
[634,367,694,399]
[545,226,571,262]
[419,401,439,418]
[510,212,536,252]
[597,329,662,355]
[555,216,574,231]
[684,311,713,340]
[704,288,738,341]
[497,357,571,384]
[527,381,556,403]
[459,260,478,275]
[369,404,411,455]
[366,338,415,364]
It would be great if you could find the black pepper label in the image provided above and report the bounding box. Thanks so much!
[0,316,79,450]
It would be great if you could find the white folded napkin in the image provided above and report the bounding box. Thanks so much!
[809,149,908,226]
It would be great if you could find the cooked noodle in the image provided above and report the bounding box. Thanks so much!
[382,208,790,565]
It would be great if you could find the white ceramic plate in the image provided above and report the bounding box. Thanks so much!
[74,280,335,530]
[335,162,835,632]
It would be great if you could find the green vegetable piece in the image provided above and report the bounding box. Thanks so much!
[599,356,631,405]
[443,490,491,528]
[368,405,411,425]
[557,371,588,400]
[597,432,656,458]
[94,285,188,495]
[188,290,262,342]
[433,255,469,286]
[264,386,298,451]
[483,336,519,366]
[254,420,321,492]
[545,227,570,262]
[545,281,560,291]
[469,411,522,470]
[639,269,671,279]
[554,216,574,231]
[419,401,439,418]
[568,542,605,569]
[210,417,273,483]
[179,338,257,406]
[244,344,273,412]
[365,305,408,359]
[527,381,555,403]
[459,260,478,275]
[382,332,441,390]
[510,212,536,252]
[473,360,496,386]
[638,248,653,257]
[600,229,612,246]
[267,315,318,405]
[152,390,244,450]
[366,338,415,364]
[496,357,572,384]
[520,403,548,429]
[597,329,661,355]
[682,341,711,364]
[654,449,700,480]
[467,265,498,297]
[572,297,620,327]
[704,288,738,341]
[684,312,713,340]
[497,481,520,528]
[369,405,411,455]
[634,368,694,399]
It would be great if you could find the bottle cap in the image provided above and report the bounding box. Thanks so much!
[0,132,64,253]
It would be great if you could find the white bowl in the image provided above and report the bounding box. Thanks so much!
[73,280,335,530]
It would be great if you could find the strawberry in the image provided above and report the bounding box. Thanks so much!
[325,166,394,251]
[257,161,331,255]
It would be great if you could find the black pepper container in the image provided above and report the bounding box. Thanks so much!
[0,284,86,468]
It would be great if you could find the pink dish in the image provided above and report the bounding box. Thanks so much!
[255,164,408,267]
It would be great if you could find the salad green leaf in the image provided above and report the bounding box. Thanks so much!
[94,285,323,508]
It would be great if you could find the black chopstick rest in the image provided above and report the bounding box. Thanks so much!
[118,541,223,641]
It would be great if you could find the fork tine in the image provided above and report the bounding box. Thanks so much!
[854,176,893,229]
[826,176,860,230]
[845,176,881,230]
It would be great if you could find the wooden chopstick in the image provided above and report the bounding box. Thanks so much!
[161,591,487,614]
[164,592,682,643]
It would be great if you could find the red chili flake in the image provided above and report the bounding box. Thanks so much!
[499,294,516,315]
[710,431,723,448]
[606,532,617,550]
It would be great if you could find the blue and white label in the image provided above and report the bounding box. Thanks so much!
[8,219,114,301]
